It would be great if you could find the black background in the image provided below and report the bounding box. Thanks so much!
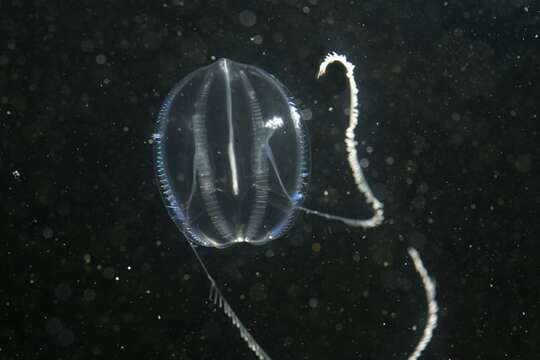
[2,1,538,359]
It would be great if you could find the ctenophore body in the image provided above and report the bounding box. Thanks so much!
[154,58,310,248]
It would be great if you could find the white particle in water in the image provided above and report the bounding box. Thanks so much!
[250,34,263,45]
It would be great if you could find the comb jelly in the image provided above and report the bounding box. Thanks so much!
[153,53,438,360]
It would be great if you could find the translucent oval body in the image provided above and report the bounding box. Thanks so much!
[154,59,310,248]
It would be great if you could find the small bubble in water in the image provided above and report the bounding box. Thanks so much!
[81,39,94,52]
[43,226,54,239]
[54,283,72,301]
[96,54,107,64]
[103,267,115,279]
[239,10,256,27]
[301,108,313,120]
[250,35,263,45]
[83,288,96,301]
[57,329,74,346]
[45,317,63,334]
[360,158,370,168]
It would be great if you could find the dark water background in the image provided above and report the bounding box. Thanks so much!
[2,1,538,359]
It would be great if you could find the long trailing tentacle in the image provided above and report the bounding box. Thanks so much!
[407,248,439,360]
[307,52,384,228]
[317,53,438,359]
[188,242,272,360]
